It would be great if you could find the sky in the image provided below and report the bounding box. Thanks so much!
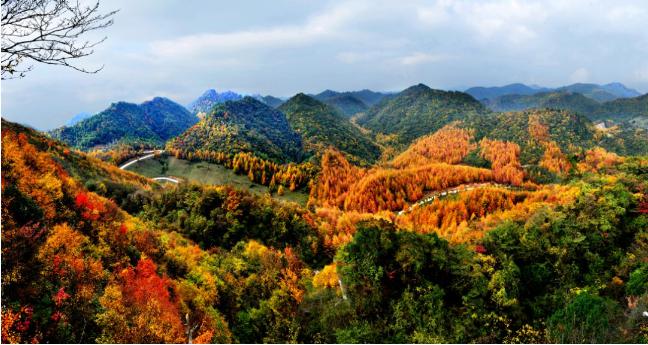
[2,0,648,130]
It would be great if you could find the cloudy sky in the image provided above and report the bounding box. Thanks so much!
[3,0,648,130]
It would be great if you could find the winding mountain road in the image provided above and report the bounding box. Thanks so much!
[119,150,180,184]
[397,182,517,216]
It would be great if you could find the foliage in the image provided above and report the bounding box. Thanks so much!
[50,97,197,150]
[547,292,622,343]
[391,124,476,168]
[139,183,324,264]
[2,117,648,343]
[479,139,525,186]
[168,149,316,191]
[279,93,381,164]
[358,83,491,146]
[168,96,303,163]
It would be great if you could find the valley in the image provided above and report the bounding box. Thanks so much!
[3,81,648,344]
[4,1,648,343]
[123,154,309,205]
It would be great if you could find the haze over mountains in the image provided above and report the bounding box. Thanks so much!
[48,81,647,163]
[5,79,648,344]
[465,82,641,102]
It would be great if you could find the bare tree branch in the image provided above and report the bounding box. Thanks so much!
[1,0,118,79]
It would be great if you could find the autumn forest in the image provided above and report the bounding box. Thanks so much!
[2,1,648,344]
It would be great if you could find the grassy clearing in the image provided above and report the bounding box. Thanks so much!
[125,156,309,205]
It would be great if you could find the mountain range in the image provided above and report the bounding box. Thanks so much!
[358,83,491,145]
[278,93,381,164]
[253,94,285,108]
[187,89,243,114]
[5,71,648,344]
[311,89,390,117]
[168,96,303,163]
[50,97,197,150]
[466,82,641,102]
[50,82,648,163]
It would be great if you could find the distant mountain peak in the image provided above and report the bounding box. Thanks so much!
[65,112,93,126]
[466,82,641,103]
[188,88,243,114]
[289,93,317,103]
[170,96,303,163]
[403,83,432,94]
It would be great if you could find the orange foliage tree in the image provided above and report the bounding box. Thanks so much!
[577,147,624,173]
[392,124,476,168]
[308,148,367,208]
[479,139,525,186]
[396,187,519,241]
[96,257,186,343]
[540,141,572,175]
[314,207,390,250]
[343,163,493,213]
[168,148,315,191]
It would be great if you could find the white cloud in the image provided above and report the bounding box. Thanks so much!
[4,0,648,130]
[336,51,385,64]
[398,52,447,66]
[569,68,591,83]
[148,2,368,60]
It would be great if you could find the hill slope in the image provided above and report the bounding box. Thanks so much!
[467,82,640,102]
[592,93,648,123]
[358,83,491,145]
[485,91,648,128]
[486,109,596,163]
[278,93,380,163]
[485,91,601,114]
[314,89,388,110]
[483,107,648,159]
[557,83,640,102]
[465,83,549,101]
[318,94,368,117]
[168,96,303,163]
[50,97,197,150]
[254,95,284,108]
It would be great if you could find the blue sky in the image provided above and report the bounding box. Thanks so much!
[3,0,648,130]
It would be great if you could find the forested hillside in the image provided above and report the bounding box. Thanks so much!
[314,89,388,107]
[484,91,648,129]
[593,93,648,122]
[254,95,285,108]
[2,116,648,343]
[168,96,303,163]
[279,94,381,164]
[484,91,601,114]
[468,82,640,102]
[313,91,372,117]
[49,97,197,150]
[358,84,491,146]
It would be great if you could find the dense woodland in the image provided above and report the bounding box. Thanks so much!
[2,81,648,344]
[167,97,303,163]
[50,97,197,150]
[278,93,381,164]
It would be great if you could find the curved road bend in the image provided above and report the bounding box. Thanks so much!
[119,150,179,184]
[397,182,517,216]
